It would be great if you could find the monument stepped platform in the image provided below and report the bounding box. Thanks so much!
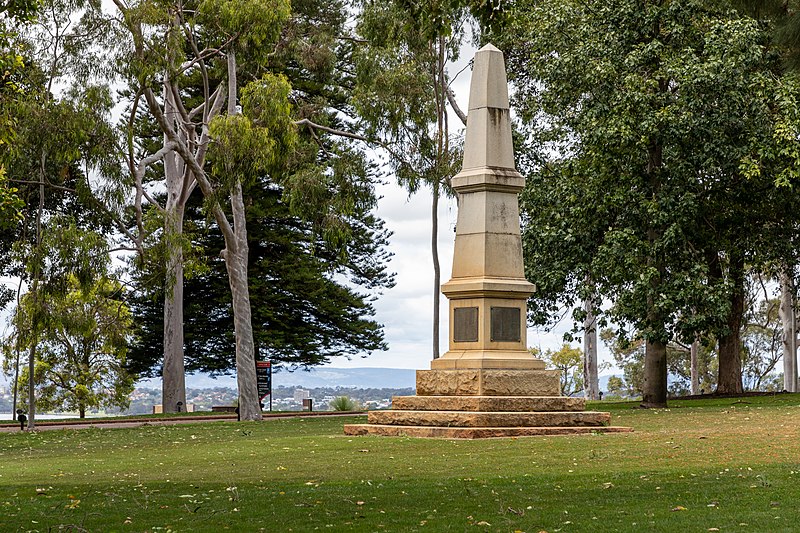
[344,369,631,439]
[343,404,631,439]
[390,395,584,411]
[366,409,611,427]
[344,424,633,439]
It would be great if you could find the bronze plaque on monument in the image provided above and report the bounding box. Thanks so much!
[490,307,521,342]
[453,307,479,342]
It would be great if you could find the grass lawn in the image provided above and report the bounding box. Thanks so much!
[0,395,798,532]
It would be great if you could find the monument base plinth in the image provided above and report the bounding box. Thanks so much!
[416,368,559,396]
[430,353,546,370]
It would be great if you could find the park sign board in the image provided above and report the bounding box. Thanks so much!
[255,360,272,401]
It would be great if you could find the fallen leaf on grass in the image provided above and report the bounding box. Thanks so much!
[671,506,687,512]
[475,521,491,526]
[65,499,81,510]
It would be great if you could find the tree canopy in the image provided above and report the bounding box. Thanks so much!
[496,0,800,404]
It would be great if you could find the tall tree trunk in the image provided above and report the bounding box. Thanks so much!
[11,276,23,420]
[79,405,85,419]
[223,51,261,421]
[641,140,667,408]
[27,155,47,429]
[717,253,744,394]
[26,324,37,429]
[162,202,187,412]
[431,180,440,359]
[225,181,262,421]
[430,35,448,360]
[161,80,188,413]
[583,287,599,400]
[690,337,700,395]
[780,271,797,392]
[642,340,668,407]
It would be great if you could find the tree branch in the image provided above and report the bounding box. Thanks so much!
[134,140,173,229]
[447,86,467,126]
[142,86,237,247]
[294,118,368,142]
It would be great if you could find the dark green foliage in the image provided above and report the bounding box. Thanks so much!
[495,0,800,400]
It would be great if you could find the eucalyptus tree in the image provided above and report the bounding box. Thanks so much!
[734,0,800,393]
[3,223,135,419]
[500,0,800,405]
[354,0,467,359]
[116,0,393,418]
[1,0,126,427]
[113,0,295,419]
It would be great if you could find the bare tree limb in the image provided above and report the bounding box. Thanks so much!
[135,140,173,226]
[188,85,222,121]
[294,118,368,142]
[181,81,225,206]
[447,86,467,126]
[125,86,143,180]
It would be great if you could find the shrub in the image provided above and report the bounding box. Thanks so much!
[330,396,359,411]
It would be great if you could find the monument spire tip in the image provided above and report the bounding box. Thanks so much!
[478,43,501,52]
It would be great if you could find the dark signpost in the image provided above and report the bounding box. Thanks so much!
[255,360,272,411]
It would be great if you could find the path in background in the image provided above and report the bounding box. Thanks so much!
[0,411,363,433]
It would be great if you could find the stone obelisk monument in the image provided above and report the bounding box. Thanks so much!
[345,44,630,438]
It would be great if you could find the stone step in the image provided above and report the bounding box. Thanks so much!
[417,369,560,396]
[391,395,585,412]
[344,424,633,439]
[368,410,610,428]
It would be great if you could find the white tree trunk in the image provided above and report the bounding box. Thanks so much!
[162,202,187,412]
[225,180,262,421]
[780,272,797,392]
[221,51,261,421]
[583,292,599,400]
[26,332,36,429]
[690,338,700,395]
[431,181,440,359]
[161,82,188,413]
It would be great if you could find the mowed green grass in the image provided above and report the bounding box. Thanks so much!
[0,395,799,532]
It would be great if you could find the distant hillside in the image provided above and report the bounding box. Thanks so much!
[136,367,418,390]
